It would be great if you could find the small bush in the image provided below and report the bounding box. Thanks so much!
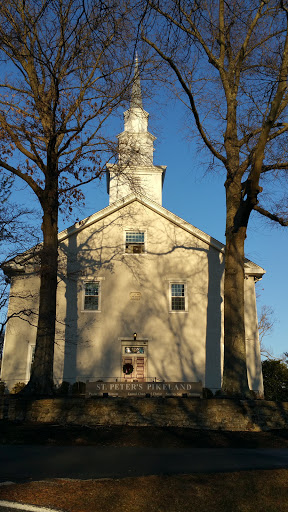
[72,381,86,395]
[262,359,288,401]
[55,381,71,396]
[249,390,260,400]
[10,382,26,394]
[202,387,214,399]
[0,381,6,395]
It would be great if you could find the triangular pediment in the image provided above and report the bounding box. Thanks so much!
[1,193,265,277]
[59,194,265,277]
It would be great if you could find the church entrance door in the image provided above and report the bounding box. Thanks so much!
[122,355,146,381]
[121,340,148,382]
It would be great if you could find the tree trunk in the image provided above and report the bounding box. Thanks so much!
[22,184,58,395]
[222,181,250,397]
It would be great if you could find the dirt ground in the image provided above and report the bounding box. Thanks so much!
[0,471,288,512]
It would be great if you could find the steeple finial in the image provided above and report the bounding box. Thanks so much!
[130,53,143,109]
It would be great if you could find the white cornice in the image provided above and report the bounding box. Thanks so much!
[106,163,166,173]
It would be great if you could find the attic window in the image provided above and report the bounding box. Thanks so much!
[125,231,145,254]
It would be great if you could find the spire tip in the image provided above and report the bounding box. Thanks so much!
[130,53,143,109]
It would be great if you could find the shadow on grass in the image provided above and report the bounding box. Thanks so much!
[0,420,288,448]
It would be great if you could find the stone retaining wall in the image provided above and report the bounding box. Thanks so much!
[0,397,288,431]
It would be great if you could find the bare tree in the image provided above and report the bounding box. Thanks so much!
[142,0,288,396]
[0,0,134,394]
[258,305,276,360]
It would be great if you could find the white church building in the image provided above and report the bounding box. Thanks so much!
[0,60,264,395]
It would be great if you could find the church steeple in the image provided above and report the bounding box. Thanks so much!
[106,55,166,205]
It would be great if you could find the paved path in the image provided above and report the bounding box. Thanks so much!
[0,446,288,483]
[0,503,60,512]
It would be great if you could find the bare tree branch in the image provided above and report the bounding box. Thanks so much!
[142,33,227,164]
[253,204,288,225]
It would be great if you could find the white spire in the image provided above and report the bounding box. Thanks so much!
[106,55,166,205]
[121,55,150,140]
[130,53,143,109]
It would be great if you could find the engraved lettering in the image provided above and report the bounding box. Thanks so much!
[86,381,201,397]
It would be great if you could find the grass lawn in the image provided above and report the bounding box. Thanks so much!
[0,470,288,512]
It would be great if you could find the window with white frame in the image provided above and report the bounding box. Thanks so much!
[125,231,145,254]
[170,282,186,311]
[84,281,100,310]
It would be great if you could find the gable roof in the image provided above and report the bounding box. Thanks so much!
[2,193,265,277]
[59,193,265,277]
[59,192,223,246]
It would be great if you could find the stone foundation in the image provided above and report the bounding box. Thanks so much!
[0,397,287,431]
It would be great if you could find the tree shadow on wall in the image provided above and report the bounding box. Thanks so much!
[57,209,135,385]
[59,209,225,389]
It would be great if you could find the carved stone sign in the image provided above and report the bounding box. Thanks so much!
[86,381,202,397]
[129,292,141,301]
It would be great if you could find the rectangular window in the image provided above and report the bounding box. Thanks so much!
[125,346,145,354]
[171,283,186,311]
[125,231,145,254]
[84,282,100,310]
